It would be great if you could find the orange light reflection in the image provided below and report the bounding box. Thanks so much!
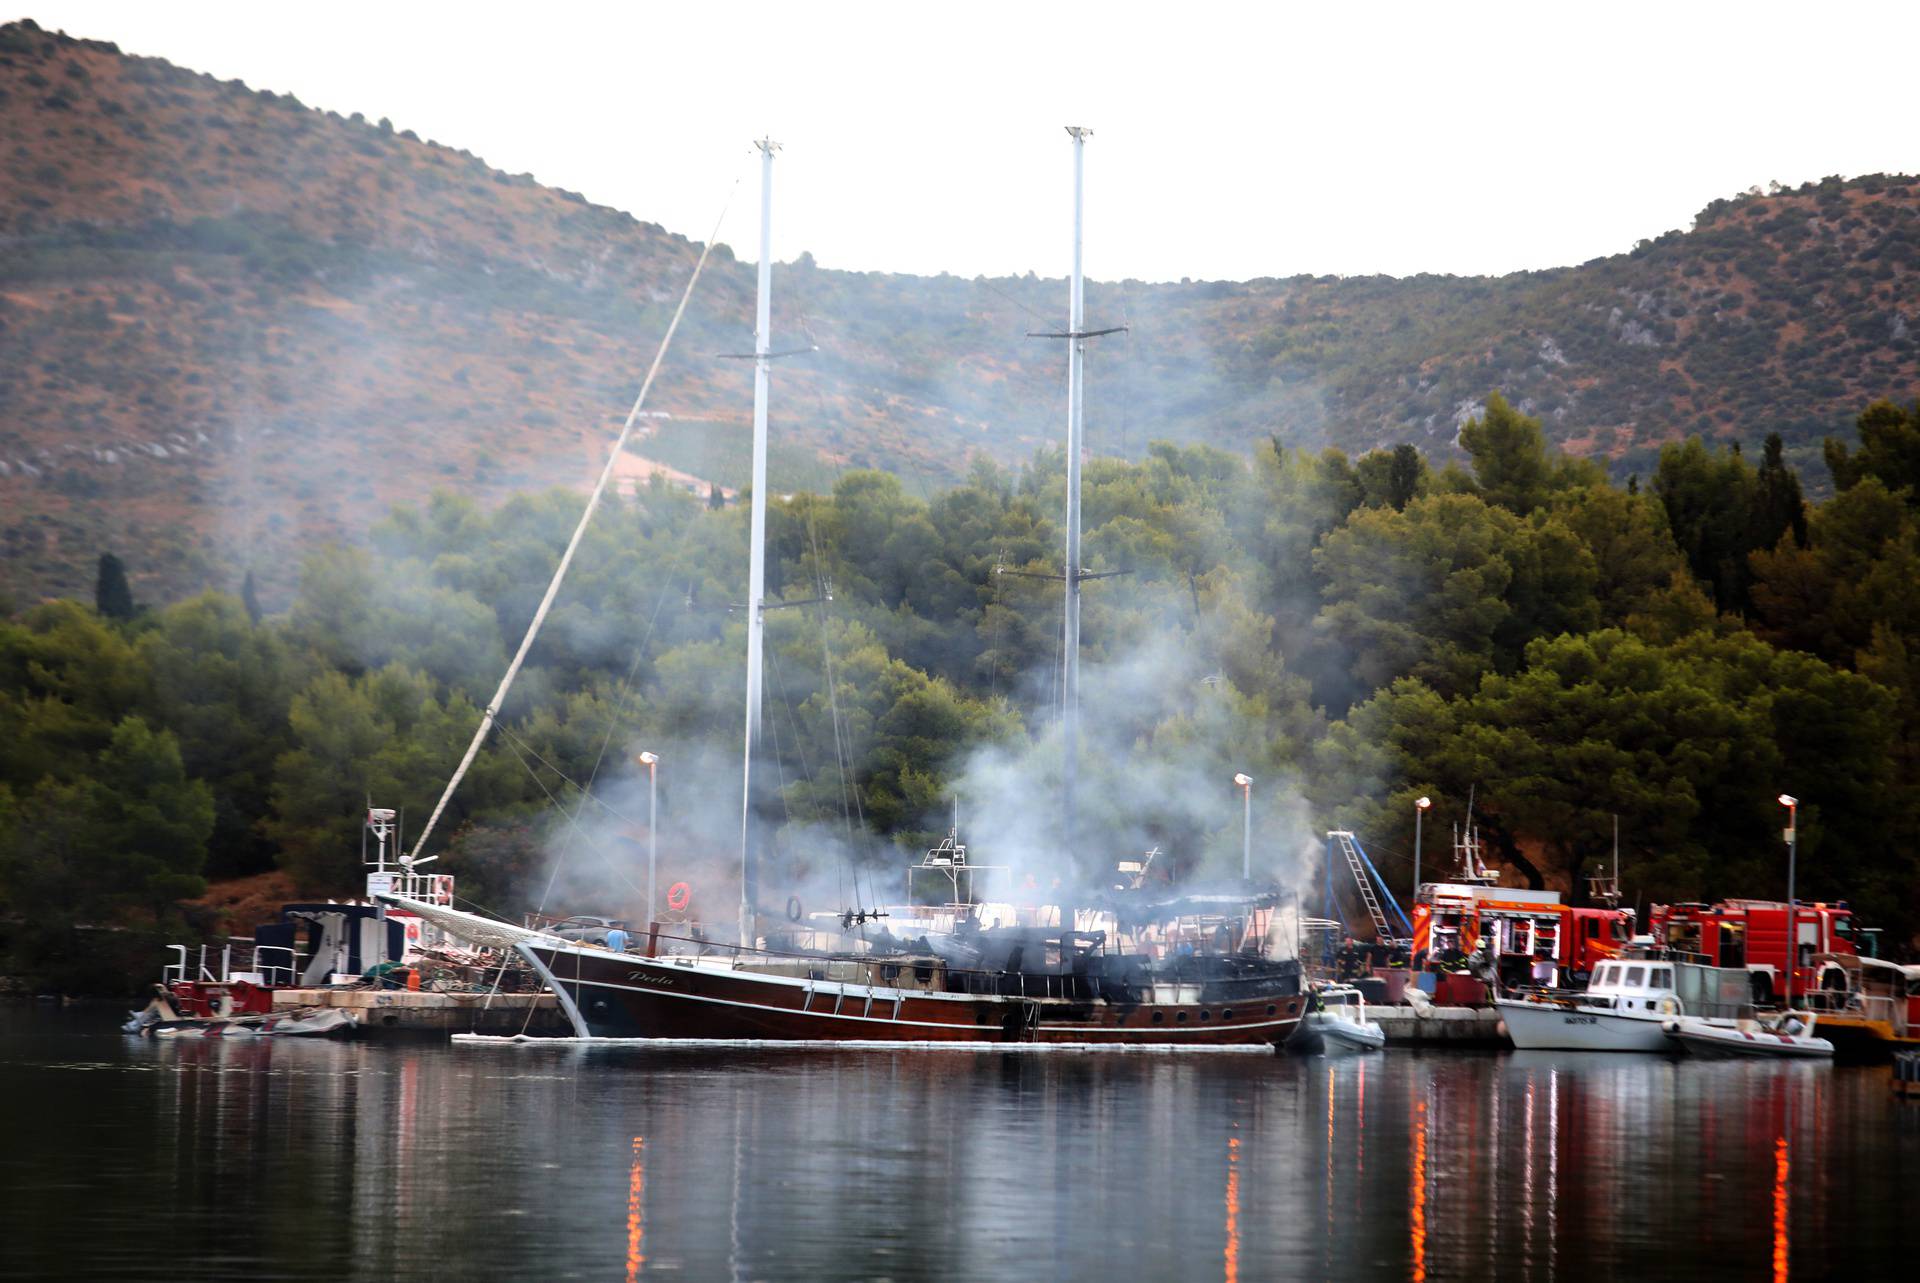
[1326,1068,1336,1236]
[627,1136,646,1282]
[1772,1135,1789,1283]
[1411,1098,1428,1283]
[1224,1135,1240,1283]
[1356,1061,1365,1177]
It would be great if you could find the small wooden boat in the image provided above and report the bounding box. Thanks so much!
[1292,985,1385,1054]
[1662,1012,1834,1059]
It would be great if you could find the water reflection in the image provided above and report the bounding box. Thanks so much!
[0,1011,1911,1283]
[627,1137,645,1283]
[1224,1134,1240,1283]
[1772,1133,1789,1283]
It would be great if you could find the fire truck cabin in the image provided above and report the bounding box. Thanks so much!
[1649,899,1861,1004]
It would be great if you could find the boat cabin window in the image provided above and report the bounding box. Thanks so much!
[1624,965,1647,988]
[1648,966,1672,989]
[1593,964,1617,986]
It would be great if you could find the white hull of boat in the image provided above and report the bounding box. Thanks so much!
[1663,1017,1834,1059]
[1496,998,1672,1053]
[1299,1012,1385,1053]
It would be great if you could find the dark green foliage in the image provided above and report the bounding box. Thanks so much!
[1825,399,1920,499]
[241,569,262,624]
[1655,438,1763,611]
[1755,433,1809,550]
[1386,444,1423,512]
[94,552,134,620]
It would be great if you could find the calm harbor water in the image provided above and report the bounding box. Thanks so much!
[2,1007,1915,1281]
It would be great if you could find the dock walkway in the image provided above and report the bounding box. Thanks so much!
[273,986,568,1036]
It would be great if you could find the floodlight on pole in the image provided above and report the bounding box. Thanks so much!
[639,751,660,926]
[1414,796,1431,896]
[1233,773,1253,880]
[1779,792,1798,1008]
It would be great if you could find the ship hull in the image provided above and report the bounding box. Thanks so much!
[1495,997,1673,1053]
[521,944,1304,1047]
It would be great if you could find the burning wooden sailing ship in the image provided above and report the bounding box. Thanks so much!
[386,128,1305,1049]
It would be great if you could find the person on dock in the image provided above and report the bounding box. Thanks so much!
[604,923,630,953]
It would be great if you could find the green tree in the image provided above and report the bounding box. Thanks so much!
[1653,438,1760,611]
[138,592,296,877]
[1458,394,1604,517]
[1557,485,1685,623]
[94,553,135,621]
[1315,493,1552,698]
[1824,399,1920,498]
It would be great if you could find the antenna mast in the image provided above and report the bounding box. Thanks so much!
[740,136,779,951]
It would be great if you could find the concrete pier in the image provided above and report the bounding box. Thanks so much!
[1372,1004,1506,1048]
[274,987,569,1037]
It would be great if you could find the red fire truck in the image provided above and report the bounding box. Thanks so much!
[1649,899,1861,1003]
[1412,884,1634,987]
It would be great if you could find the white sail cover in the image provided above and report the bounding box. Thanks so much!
[376,893,566,953]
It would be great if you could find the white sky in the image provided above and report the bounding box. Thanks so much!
[19,1,1918,283]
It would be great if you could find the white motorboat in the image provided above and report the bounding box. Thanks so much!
[1496,950,1750,1053]
[1663,1012,1834,1059]
[1294,985,1386,1054]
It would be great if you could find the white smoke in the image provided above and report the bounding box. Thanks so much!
[949,629,1324,901]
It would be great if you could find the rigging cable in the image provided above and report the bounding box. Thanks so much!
[408,174,743,861]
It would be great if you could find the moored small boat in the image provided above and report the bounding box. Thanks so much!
[1495,946,1752,1053]
[1663,1013,1834,1059]
[1292,984,1385,1054]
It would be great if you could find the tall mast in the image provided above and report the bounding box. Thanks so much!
[1063,125,1089,876]
[1019,127,1123,953]
[740,136,778,950]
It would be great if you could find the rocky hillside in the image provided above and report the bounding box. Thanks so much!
[2,19,1915,605]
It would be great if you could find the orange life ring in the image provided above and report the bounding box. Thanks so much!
[667,881,692,912]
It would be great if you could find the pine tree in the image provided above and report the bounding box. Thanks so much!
[94,553,135,620]
[241,570,262,624]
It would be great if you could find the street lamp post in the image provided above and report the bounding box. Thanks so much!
[1233,773,1253,880]
[639,751,660,925]
[1778,793,1798,1008]
[1414,796,1432,898]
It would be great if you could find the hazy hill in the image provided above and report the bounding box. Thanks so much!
[2,19,1916,605]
